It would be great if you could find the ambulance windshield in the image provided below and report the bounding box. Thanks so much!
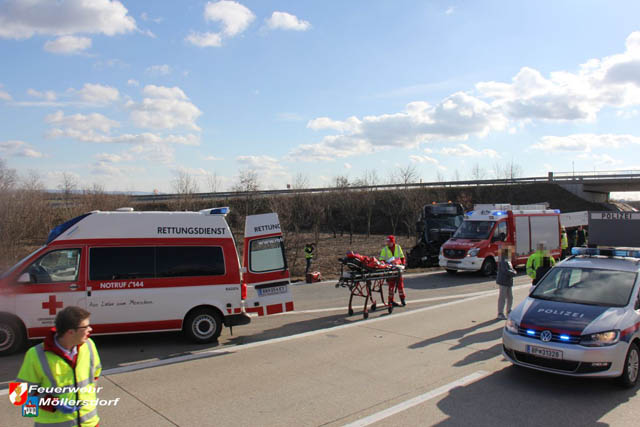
[0,246,44,279]
[453,221,495,239]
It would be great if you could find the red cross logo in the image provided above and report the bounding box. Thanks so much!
[42,295,63,315]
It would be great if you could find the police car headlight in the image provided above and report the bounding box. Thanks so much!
[505,319,519,334]
[580,330,620,347]
[467,248,479,257]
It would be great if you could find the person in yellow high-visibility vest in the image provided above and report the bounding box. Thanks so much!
[561,227,569,259]
[16,306,102,426]
[526,242,555,285]
[380,235,406,309]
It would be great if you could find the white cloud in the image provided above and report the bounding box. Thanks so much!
[290,94,507,162]
[445,7,455,15]
[265,12,311,31]
[128,85,202,131]
[236,155,289,186]
[44,35,91,54]
[0,0,137,39]
[344,162,352,169]
[617,109,639,119]
[46,109,200,146]
[140,12,163,24]
[185,31,222,47]
[0,140,44,158]
[204,155,222,160]
[27,88,57,101]
[0,84,11,101]
[409,154,439,164]
[439,143,500,158]
[531,133,640,152]
[146,64,171,75]
[73,83,120,105]
[204,1,254,37]
[127,79,139,87]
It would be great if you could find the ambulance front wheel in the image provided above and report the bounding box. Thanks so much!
[0,317,25,356]
[184,308,223,344]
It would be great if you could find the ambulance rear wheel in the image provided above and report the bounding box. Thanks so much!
[184,308,222,344]
[0,318,25,356]
[618,342,639,388]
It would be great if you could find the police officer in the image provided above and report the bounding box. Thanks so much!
[16,306,102,426]
[526,242,555,285]
[575,225,588,247]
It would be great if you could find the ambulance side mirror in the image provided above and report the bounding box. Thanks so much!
[17,273,30,283]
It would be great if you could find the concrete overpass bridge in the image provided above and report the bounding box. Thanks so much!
[547,170,640,202]
[127,170,640,205]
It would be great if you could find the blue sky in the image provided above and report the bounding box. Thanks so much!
[1,1,640,196]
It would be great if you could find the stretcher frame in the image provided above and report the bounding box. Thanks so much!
[335,258,404,319]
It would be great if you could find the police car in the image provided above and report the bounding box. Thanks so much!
[502,212,640,387]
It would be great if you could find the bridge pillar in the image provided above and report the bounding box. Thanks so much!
[557,182,609,203]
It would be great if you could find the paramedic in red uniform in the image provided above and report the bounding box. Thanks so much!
[380,235,406,308]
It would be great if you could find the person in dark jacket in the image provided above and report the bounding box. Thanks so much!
[496,246,517,320]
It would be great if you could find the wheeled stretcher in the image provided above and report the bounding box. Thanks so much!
[335,252,404,319]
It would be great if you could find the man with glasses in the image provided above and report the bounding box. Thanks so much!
[16,306,102,426]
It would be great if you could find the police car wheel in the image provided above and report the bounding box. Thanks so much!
[184,309,222,344]
[618,342,640,388]
[0,318,25,356]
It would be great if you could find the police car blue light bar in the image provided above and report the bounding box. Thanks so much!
[571,247,640,258]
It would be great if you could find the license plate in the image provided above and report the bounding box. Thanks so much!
[257,285,287,297]
[526,345,563,360]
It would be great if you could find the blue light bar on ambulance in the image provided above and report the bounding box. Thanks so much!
[571,247,640,258]
[206,207,230,215]
[493,211,507,216]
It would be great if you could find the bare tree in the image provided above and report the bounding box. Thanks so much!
[493,160,523,180]
[232,169,260,218]
[395,164,419,185]
[0,159,18,193]
[205,172,221,193]
[292,173,309,190]
[172,171,200,211]
[469,163,487,181]
[355,169,379,238]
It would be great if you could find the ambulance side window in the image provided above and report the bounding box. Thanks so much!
[90,247,155,280]
[493,222,507,241]
[249,237,286,273]
[156,246,225,277]
[21,249,81,284]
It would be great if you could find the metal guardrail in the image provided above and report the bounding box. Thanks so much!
[122,170,640,203]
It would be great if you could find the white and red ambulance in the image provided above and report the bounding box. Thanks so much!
[0,207,294,355]
[439,204,562,276]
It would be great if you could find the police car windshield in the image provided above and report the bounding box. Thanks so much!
[453,221,494,239]
[531,267,637,307]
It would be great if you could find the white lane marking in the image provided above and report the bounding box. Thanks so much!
[102,287,527,376]
[343,371,490,427]
[289,286,528,314]
[0,389,6,396]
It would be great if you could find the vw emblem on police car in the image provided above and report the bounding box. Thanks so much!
[540,330,553,342]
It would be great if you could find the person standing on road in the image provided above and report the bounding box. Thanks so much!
[304,243,315,274]
[575,225,588,247]
[561,227,569,259]
[534,256,553,286]
[496,246,516,320]
[16,306,102,426]
[380,235,406,308]
[526,242,555,285]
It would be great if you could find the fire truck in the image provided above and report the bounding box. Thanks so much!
[439,204,561,275]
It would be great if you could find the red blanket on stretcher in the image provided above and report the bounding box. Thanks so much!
[345,251,400,270]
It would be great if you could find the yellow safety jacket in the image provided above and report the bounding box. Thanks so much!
[16,337,102,427]
[380,245,404,262]
[526,250,556,279]
[561,232,568,249]
[304,246,313,259]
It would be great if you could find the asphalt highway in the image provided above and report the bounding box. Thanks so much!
[2,271,638,426]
